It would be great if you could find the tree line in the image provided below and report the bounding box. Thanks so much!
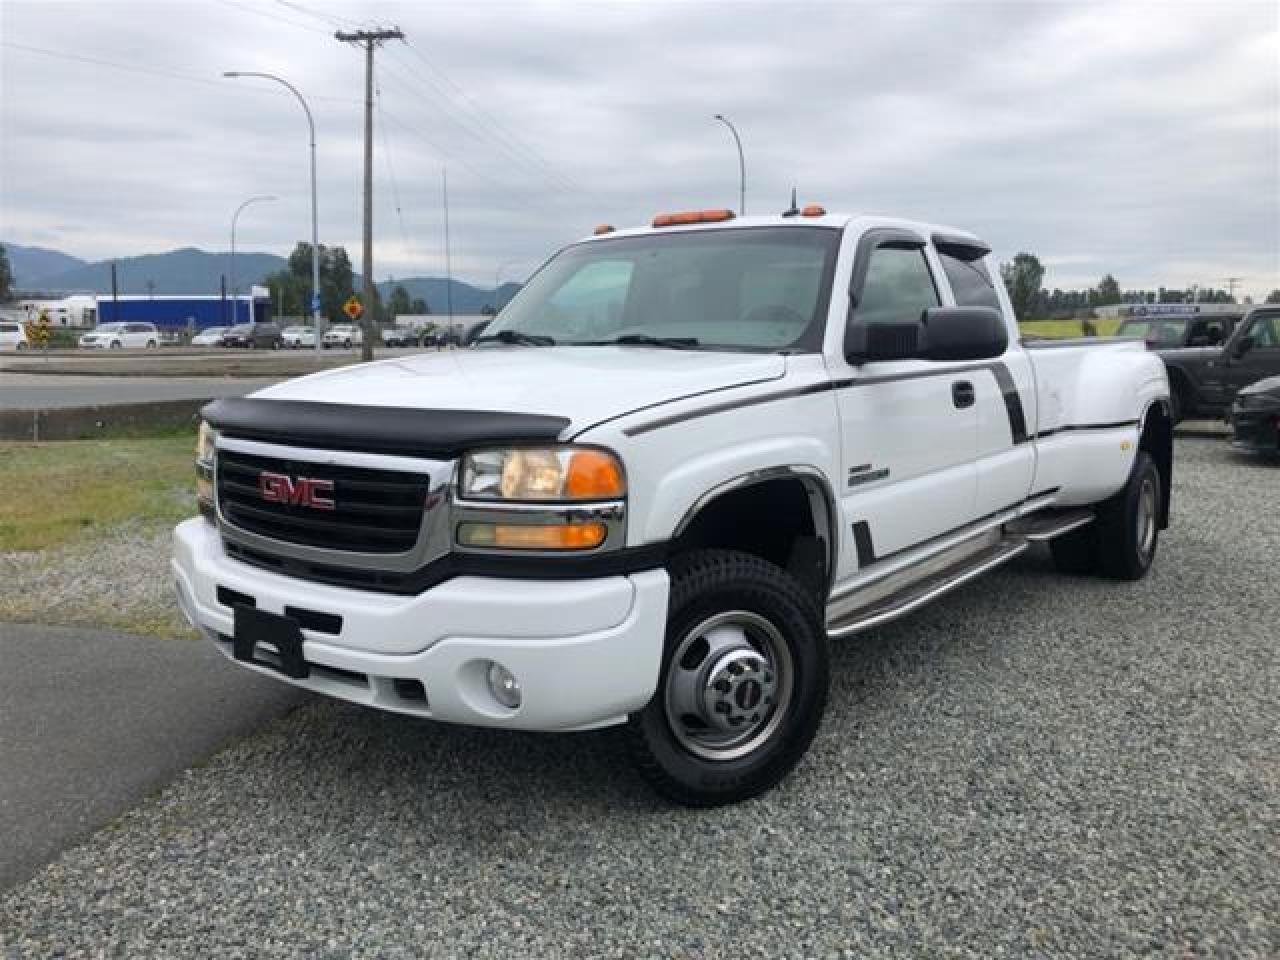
[999,252,1280,321]
[264,242,428,322]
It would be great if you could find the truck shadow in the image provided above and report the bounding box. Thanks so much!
[242,548,1073,832]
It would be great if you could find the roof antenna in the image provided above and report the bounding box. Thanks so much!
[782,186,800,217]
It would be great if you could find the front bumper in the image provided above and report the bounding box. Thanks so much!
[1230,407,1280,454]
[171,518,669,731]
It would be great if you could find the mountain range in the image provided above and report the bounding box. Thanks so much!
[3,241,520,315]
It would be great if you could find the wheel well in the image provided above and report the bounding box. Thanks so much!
[671,475,834,605]
[1140,401,1173,529]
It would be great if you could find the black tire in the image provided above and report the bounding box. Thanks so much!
[1049,525,1098,575]
[146,340,157,349]
[110,340,122,349]
[1050,451,1161,581]
[16,342,27,351]
[625,549,829,807]
[344,338,352,348]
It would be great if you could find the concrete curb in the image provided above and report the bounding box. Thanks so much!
[0,398,208,442]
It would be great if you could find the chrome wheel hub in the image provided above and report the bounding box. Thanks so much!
[664,611,793,761]
[1137,475,1157,557]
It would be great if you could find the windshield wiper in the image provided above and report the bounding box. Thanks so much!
[575,334,701,349]
[475,329,556,346]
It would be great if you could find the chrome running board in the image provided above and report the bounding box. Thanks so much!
[826,539,1029,639]
[1004,507,1095,542]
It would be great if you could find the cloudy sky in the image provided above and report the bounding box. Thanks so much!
[1,0,1277,296]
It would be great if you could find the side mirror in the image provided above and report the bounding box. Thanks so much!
[1232,334,1256,358]
[920,306,1008,361]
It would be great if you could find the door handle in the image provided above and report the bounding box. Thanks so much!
[952,380,975,409]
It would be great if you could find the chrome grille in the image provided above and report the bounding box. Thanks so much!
[217,449,429,554]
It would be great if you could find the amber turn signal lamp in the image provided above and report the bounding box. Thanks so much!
[457,522,607,551]
[801,204,826,217]
[564,450,625,499]
[593,224,615,235]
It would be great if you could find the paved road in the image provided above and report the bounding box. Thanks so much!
[0,373,280,409]
[0,623,305,891]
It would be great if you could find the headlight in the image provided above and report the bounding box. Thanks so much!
[455,446,625,552]
[195,421,217,516]
[459,447,625,502]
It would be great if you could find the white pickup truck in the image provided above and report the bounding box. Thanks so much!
[173,207,1173,806]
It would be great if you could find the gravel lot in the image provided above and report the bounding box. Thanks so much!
[0,523,190,638]
[2,436,1277,958]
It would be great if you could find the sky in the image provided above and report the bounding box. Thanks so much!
[1,0,1277,297]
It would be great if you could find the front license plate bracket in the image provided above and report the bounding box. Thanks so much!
[232,606,310,680]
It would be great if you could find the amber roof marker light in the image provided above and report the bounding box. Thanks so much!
[593,224,616,235]
[652,209,737,228]
[801,204,827,217]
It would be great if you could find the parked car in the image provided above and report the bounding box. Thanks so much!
[1116,312,1242,349]
[322,324,363,348]
[177,206,1173,806]
[0,321,29,351]
[281,325,317,349]
[1156,307,1280,421]
[1229,374,1280,456]
[192,326,229,347]
[221,322,283,349]
[380,327,419,348]
[79,322,159,349]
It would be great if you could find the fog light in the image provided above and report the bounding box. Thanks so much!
[487,661,522,709]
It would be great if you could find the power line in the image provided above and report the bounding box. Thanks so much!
[215,0,332,35]
[0,40,355,102]
[377,54,580,201]
[272,0,353,28]
[398,38,582,194]
[375,82,415,271]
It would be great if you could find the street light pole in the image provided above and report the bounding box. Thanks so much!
[230,195,275,326]
[713,113,746,216]
[224,71,323,355]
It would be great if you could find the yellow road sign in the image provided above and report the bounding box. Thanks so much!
[342,296,363,321]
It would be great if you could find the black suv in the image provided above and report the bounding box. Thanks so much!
[222,322,283,349]
[1150,308,1280,421]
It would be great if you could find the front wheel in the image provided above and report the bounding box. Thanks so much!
[626,550,829,807]
[16,342,27,351]
[146,340,157,349]
[109,340,122,349]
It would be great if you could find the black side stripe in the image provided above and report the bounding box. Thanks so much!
[988,363,1029,444]
[623,362,1028,439]
[852,521,876,567]
[1035,419,1139,440]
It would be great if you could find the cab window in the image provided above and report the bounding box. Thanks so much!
[853,246,939,326]
[938,251,1001,311]
[1244,313,1280,348]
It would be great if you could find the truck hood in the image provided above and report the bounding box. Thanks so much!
[252,347,787,436]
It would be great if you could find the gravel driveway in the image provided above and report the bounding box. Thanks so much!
[2,437,1277,958]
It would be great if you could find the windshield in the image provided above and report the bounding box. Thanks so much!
[95,323,124,333]
[484,226,840,352]
[1117,319,1189,346]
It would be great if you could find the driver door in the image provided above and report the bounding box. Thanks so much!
[834,231,979,572]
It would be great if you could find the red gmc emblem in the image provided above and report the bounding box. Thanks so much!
[258,471,336,511]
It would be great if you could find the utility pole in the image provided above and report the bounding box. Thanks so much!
[443,167,454,327]
[336,26,403,361]
[110,261,119,324]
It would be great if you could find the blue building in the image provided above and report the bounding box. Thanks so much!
[94,290,272,331]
